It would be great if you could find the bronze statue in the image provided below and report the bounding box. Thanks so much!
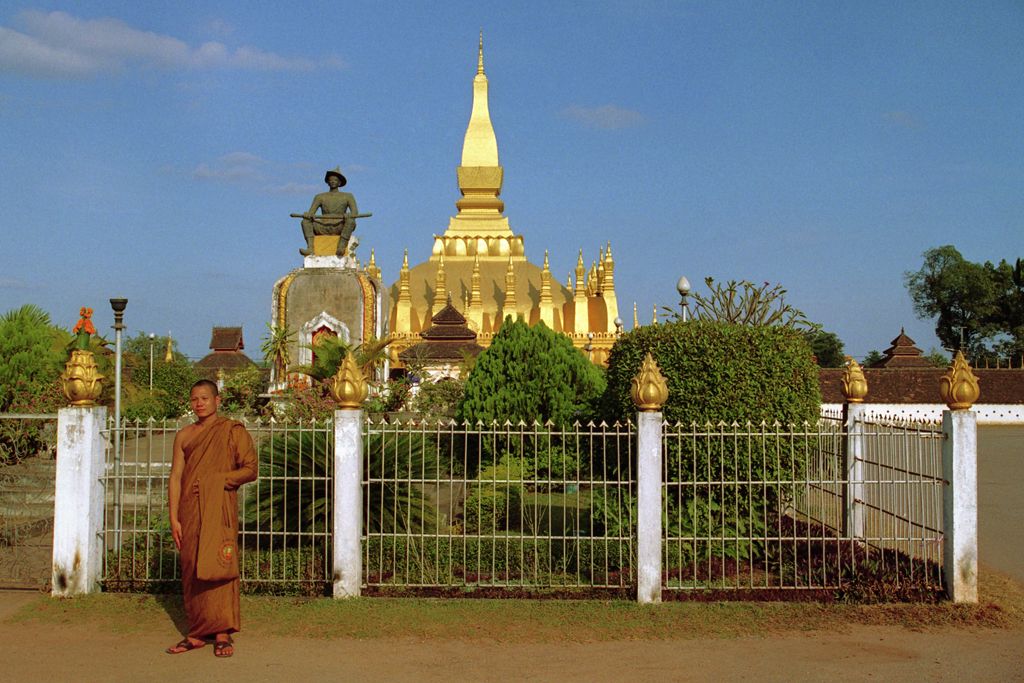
[293,168,370,257]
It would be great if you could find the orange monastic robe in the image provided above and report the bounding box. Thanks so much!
[178,416,258,638]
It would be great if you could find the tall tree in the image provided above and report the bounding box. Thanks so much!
[904,246,1022,359]
[803,329,845,367]
[0,305,66,411]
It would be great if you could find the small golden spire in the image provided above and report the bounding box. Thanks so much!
[940,350,980,410]
[164,334,173,363]
[587,261,598,297]
[327,350,368,409]
[477,30,485,75]
[566,273,573,291]
[633,302,639,328]
[630,353,669,412]
[841,356,868,403]
[596,250,606,294]
[433,252,447,310]
[402,249,409,270]
[652,305,659,325]
[575,250,586,296]
[504,256,518,316]
[366,248,381,281]
[540,250,552,303]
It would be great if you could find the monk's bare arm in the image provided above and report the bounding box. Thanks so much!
[224,425,258,490]
[168,427,189,551]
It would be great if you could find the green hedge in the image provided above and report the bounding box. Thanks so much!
[601,320,821,563]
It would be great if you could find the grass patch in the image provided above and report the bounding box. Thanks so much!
[10,568,1022,642]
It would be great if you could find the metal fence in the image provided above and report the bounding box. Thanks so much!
[99,413,947,599]
[662,416,944,596]
[101,417,333,595]
[363,419,635,593]
[0,413,58,589]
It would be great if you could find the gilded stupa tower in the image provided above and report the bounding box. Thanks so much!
[388,35,620,366]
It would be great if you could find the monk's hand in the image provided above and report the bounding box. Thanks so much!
[171,518,183,551]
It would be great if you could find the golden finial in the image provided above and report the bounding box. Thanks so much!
[477,30,485,75]
[841,356,868,403]
[433,253,447,310]
[543,250,550,272]
[630,353,669,412]
[164,334,173,363]
[62,307,104,406]
[566,274,573,291]
[61,350,104,406]
[328,350,368,409]
[504,256,518,314]
[366,249,381,280]
[633,302,639,328]
[605,241,613,264]
[652,305,658,325]
[939,350,980,410]
[402,248,409,270]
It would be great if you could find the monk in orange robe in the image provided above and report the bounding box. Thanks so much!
[165,380,257,658]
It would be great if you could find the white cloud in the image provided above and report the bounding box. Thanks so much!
[0,10,345,79]
[0,277,31,290]
[190,153,346,197]
[264,182,321,195]
[191,152,267,182]
[560,104,644,130]
[882,110,921,129]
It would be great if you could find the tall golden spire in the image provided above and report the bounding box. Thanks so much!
[366,248,381,281]
[462,31,497,167]
[633,302,639,328]
[164,334,173,363]
[573,250,589,333]
[442,33,518,253]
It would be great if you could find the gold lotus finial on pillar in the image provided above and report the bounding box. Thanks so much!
[840,356,868,403]
[328,350,368,409]
[630,352,669,412]
[61,307,104,406]
[939,350,980,410]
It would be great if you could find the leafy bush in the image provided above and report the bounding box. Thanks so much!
[250,427,440,539]
[462,455,530,534]
[601,320,820,426]
[601,320,821,564]
[458,319,605,427]
[220,365,267,416]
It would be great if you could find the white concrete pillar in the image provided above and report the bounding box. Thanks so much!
[636,411,663,604]
[942,410,978,603]
[333,408,363,598]
[842,403,866,540]
[52,406,107,597]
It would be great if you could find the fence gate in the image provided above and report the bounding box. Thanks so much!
[0,414,58,590]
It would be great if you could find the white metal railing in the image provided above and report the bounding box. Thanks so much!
[101,417,333,595]
[661,417,944,597]
[362,419,635,593]
[85,408,965,601]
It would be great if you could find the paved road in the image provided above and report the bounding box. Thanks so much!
[978,425,1024,582]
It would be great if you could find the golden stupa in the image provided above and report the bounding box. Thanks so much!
[388,35,620,367]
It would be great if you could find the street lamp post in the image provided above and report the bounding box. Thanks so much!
[109,298,127,548]
[614,316,623,338]
[148,333,156,390]
[676,275,691,322]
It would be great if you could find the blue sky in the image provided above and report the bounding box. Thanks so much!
[1,2,1021,361]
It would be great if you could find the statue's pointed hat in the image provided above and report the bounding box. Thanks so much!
[324,167,347,187]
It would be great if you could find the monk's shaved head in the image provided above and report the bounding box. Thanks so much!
[191,379,219,396]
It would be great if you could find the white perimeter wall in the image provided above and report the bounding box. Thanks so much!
[820,403,1024,424]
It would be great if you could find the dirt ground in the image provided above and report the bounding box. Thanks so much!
[1,587,1022,682]
[2,425,1021,681]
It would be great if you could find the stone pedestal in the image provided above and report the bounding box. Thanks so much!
[271,256,389,389]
